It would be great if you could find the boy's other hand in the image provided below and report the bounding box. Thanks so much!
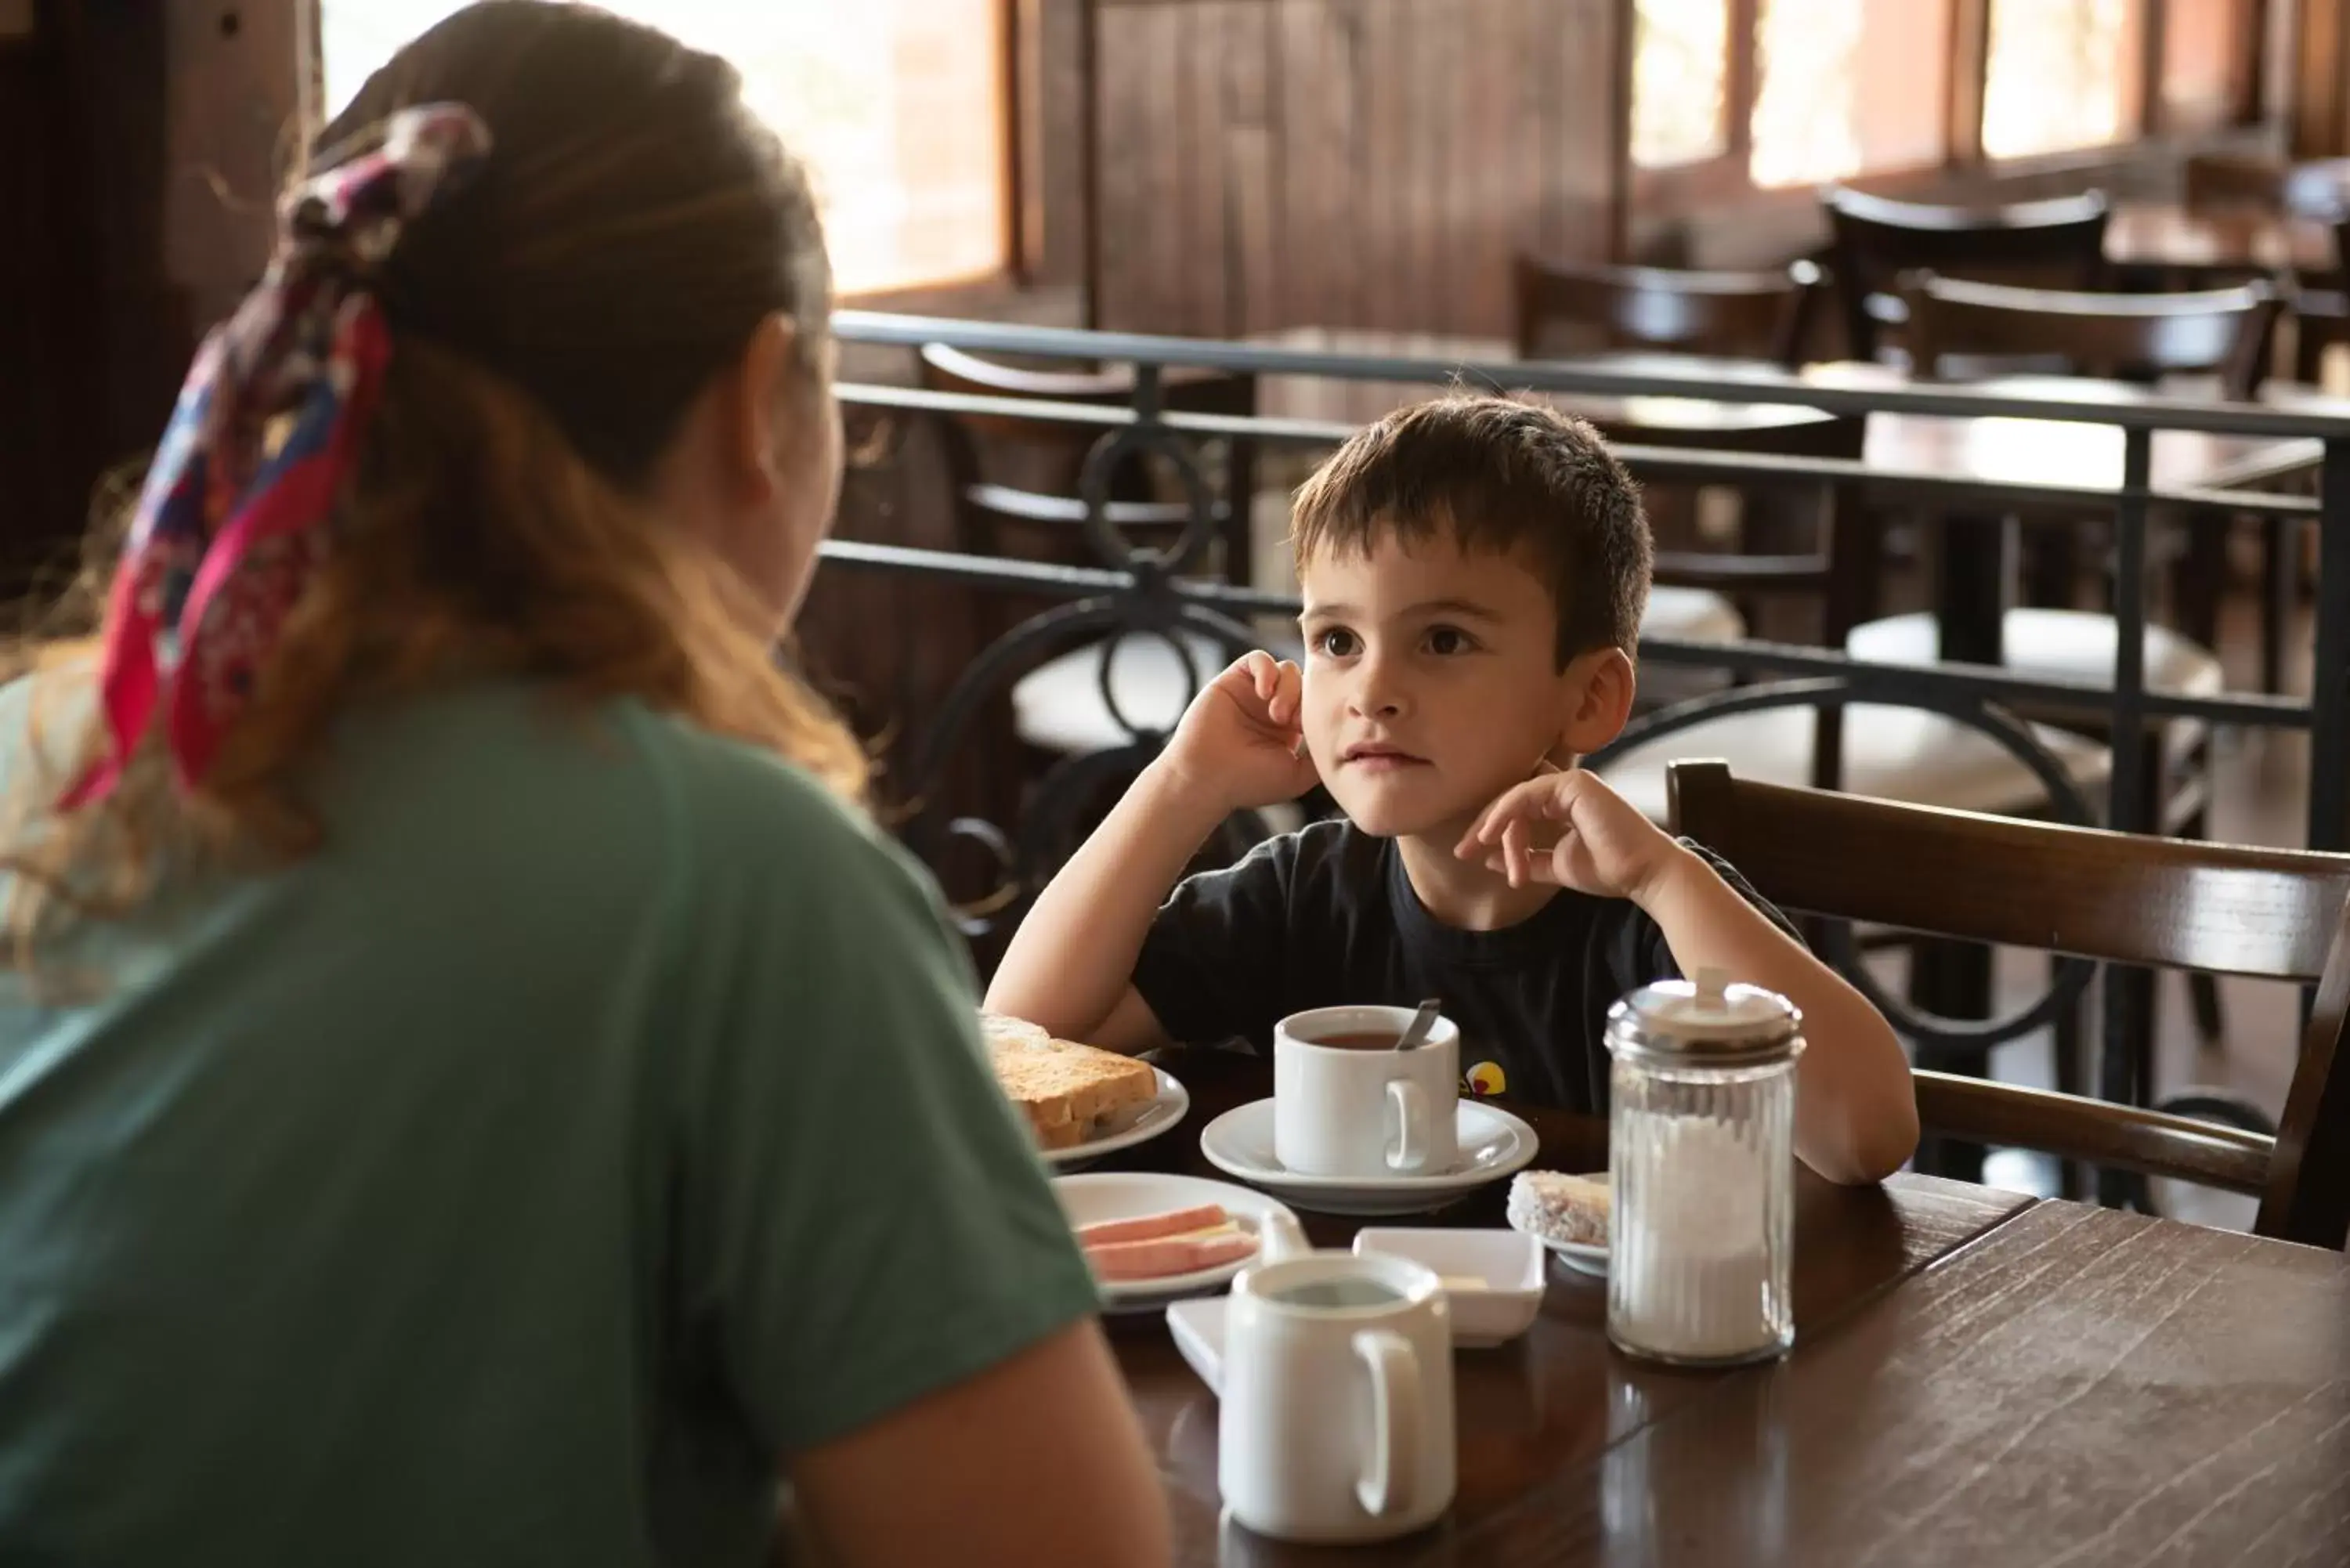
[1162,651,1320,813]
[1455,767,1686,904]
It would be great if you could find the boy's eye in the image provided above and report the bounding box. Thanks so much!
[1314,627,1361,658]
[1425,625,1477,656]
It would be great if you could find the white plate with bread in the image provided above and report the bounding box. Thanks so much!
[985,1013,1189,1168]
[1055,1172,1303,1312]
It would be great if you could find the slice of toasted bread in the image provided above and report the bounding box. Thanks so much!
[982,1013,1158,1151]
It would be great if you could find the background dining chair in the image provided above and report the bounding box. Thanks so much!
[912,345,1262,894]
[1854,275,2283,1048]
[1610,411,1877,654]
[1893,267,2281,654]
[1509,257,1854,654]
[1512,256,1824,367]
[1876,276,2277,780]
[1667,759,2350,1250]
[917,342,1258,587]
[1900,272,2281,398]
[2287,215,2350,387]
[1820,186,2112,363]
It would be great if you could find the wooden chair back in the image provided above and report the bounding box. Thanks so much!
[1627,414,1877,644]
[1506,262,1862,641]
[1903,272,2283,399]
[2290,222,2350,385]
[1821,185,2111,360]
[1513,256,1824,367]
[1666,759,2350,1248]
[916,343,1255,574]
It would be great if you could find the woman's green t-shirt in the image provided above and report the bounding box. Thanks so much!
[0,681,1098,1566]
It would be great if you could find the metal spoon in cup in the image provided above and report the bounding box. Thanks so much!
[1393,996,1443,1051]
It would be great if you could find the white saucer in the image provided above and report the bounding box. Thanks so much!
[1531,1235,1610,1278]
[1053,1171,1299,1313]
[1198,1097,1539,1216]
[1044,1068,1190,1169]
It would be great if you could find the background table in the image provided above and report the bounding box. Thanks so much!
[1116,1051,2350,1566]
[2106,200,2341,279]
[1244,331,2324,667]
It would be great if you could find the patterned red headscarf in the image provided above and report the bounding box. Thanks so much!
[60,103,491,808]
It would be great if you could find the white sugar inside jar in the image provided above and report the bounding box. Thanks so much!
[1605,970,1802,1366]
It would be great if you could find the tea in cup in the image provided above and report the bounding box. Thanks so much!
[1273,1005,1460,1179]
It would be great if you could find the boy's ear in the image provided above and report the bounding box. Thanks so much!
[1557,647,1636,757]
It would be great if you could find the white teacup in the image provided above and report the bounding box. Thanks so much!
[1219,1247,1457,1544]
[1274,1006,1461,1179]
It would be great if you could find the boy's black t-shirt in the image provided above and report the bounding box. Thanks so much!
[1130,818,1797,1113]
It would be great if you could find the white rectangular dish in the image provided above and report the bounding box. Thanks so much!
[1351,1228,1546,1347]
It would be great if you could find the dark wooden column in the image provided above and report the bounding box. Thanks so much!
[2289,0,2350,157]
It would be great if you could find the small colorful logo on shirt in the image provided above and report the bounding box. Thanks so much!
[1463,1060,1507,1097]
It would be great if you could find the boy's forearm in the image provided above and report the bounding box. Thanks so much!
[1633,847,1921,1186]
[983,758,1230,1041]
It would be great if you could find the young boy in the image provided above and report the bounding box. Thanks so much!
[986,397,1918,1184]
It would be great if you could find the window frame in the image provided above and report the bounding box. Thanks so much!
[306,0,1025,306]
[1629,0,2270,210]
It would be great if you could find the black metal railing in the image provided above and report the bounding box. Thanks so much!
[821,310,2350,1200]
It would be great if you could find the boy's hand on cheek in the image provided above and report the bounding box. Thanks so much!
[1161,650,1321,813]
[1455,768,1686,903]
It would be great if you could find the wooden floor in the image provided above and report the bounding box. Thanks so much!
[1935,573,2316,1231]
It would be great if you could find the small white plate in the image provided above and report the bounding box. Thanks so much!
[1053,1171,1298,1313]
[1164,1295,1231,1396]
[1043,1068,1190,1169]
[1198,1097,1539,1216]
[1351,1228,1546,1346]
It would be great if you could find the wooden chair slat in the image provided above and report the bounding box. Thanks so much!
[1665,759,2350,1248]
[1912,1071,2272,1195]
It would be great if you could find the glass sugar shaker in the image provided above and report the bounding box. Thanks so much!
[1604,968,1805,1367]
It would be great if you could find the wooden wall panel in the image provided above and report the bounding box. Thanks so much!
[1090,0,1628,339]
[1223,5,1279,335]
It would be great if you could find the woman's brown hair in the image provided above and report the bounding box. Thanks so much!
[2,0,863,960]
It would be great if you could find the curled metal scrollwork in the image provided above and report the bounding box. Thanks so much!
[1076,418,1221,576]
[1590,676,2102,1057]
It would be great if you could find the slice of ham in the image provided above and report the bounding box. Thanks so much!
[1086,1227,1260,1282]
[1075,1203,1231,1248]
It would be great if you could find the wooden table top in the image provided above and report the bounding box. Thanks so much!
[1524,1201,2350,1567]
[1248,331,2326,497]
[2106,199,2341,276]
[1115,1050,2031,1565]
[1118,1051,2350,1566]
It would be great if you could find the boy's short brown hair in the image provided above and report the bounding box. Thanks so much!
[1288,396,1651,664]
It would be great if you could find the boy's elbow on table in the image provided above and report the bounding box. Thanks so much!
[1804,1075,1922,1187]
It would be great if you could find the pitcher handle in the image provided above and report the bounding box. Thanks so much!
[1386,1080,1429,1172]
[1351,1328,1422,1519]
